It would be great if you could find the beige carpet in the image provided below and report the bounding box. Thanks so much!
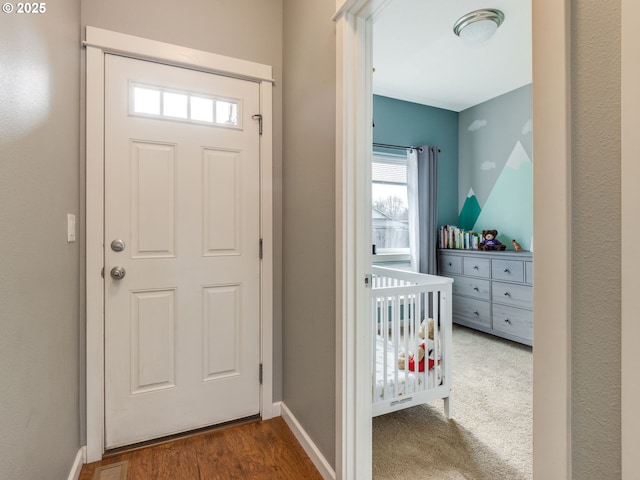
[373,324,532,480]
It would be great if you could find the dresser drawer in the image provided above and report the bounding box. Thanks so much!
[492,281,532,309]
[492,304,533,341]
[439,254,462,275]
[453,296,491,328]
[463,257,490,278]
[492,259,525,282]
[451,275,490,300]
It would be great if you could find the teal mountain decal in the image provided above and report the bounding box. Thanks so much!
[473,141,533,250]
[458,188,481,230]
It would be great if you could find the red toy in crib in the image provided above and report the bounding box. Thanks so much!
[407,342,435,372]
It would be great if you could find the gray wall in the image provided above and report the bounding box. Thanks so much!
[282,0,337,468]
[571,0,621,477]
[0,1,82,478]
[458,85,533,251]
[81,0,284,411]
[458,85,532,213]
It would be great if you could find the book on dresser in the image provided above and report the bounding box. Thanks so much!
[437,249,533,346]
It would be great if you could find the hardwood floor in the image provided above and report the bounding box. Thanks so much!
[80,417,323,480]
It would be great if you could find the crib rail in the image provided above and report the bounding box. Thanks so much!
[371,266,453,417]
[372,265,449,288]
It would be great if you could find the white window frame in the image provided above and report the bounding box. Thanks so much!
[129,81,244,129]
[371,152,410,263]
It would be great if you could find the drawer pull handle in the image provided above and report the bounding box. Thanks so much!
[504,268,511,273]
[448,262,452,267]
[504,291,511,297]
[473,286,480,292]
[473,311,480,317]
[504,318,512,324]
[473,265,479,270]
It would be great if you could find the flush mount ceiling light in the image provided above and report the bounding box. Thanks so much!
[453,8,505,45]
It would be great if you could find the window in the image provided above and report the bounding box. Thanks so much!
[372,153,410,261]
[130,83,241,128]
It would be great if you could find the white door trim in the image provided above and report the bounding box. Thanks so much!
[333,0,572,478]
[621,0,640,477]
[84,26,274,463]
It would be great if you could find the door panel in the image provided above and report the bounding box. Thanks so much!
[203,284,241,379]
[203,149,241,255]
[130,288,176,393]
[130,141,176,257]
[104,54,261,448]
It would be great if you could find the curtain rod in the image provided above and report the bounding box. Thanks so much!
[373,142,420,151]
[373,143,441,153]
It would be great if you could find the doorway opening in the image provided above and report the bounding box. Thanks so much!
[334,0,572,478]
[370,1,532,477]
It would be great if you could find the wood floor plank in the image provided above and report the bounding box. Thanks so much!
[79,417,323,480]
[193,417,322,479]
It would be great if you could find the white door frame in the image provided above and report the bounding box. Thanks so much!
[84,26,275,463]
[333,1,572,478]
[621,0,640,477]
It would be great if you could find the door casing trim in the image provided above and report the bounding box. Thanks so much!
[621,0,640,476]
[85,26,274,462]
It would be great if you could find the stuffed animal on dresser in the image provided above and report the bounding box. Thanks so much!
[478,229,507,251]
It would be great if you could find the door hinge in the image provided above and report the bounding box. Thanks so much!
[364,274,372,288]
[259,363,263,385]
[259,238,263,260]
[252,114,263,135]
[101,267,105,278]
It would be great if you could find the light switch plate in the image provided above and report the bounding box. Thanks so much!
[67,213,76,242]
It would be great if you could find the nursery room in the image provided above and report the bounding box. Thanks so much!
[369,0,533,478]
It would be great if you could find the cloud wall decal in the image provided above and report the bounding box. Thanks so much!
[468,119,487,132]
[481,161,496,170]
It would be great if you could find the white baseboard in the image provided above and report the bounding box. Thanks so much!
[280,402,336,480]
[67,446,86,480]
[272,401,282,417]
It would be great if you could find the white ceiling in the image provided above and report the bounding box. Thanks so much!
[372,0,532,112]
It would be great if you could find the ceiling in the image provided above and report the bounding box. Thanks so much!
[372,0,532,112]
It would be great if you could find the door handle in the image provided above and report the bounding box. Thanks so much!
[110,266,126,280]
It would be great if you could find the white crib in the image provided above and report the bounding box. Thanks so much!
[371,266,453,417]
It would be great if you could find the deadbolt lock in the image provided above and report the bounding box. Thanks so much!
[111,239,126,252]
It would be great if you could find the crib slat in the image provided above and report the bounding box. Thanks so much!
[373,296,379,402]
[382,295,388,400]
[392,294,399,399]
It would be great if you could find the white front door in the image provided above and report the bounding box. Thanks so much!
[103,54,261,448]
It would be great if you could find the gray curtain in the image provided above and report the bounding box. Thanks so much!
[417,145,439,275]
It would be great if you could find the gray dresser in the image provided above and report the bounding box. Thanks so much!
[438,249,533,346]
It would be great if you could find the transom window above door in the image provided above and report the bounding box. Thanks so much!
[130,83,241,128]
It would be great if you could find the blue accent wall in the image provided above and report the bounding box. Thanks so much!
[373,95,459,226]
